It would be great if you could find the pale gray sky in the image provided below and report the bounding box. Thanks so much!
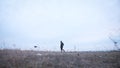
[0,0,120,51]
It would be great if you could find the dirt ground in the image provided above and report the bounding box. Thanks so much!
[0,49,120,68]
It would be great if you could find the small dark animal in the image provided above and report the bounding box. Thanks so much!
[34,46,37,48]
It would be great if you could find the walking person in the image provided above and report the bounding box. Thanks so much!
[60,41,65,52]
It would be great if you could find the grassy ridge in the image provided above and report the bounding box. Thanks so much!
[0,49,120,68]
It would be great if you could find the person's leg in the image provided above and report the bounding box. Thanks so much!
[63,49,65,52]
[61,45,64,53]
[61,47,62,52]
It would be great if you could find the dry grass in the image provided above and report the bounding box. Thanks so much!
[0,49,120,68]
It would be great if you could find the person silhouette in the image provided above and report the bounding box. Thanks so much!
[60,41,64,52]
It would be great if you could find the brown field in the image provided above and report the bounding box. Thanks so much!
[0,49,120,68]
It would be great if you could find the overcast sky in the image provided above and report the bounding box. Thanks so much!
[0,0,120,51]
